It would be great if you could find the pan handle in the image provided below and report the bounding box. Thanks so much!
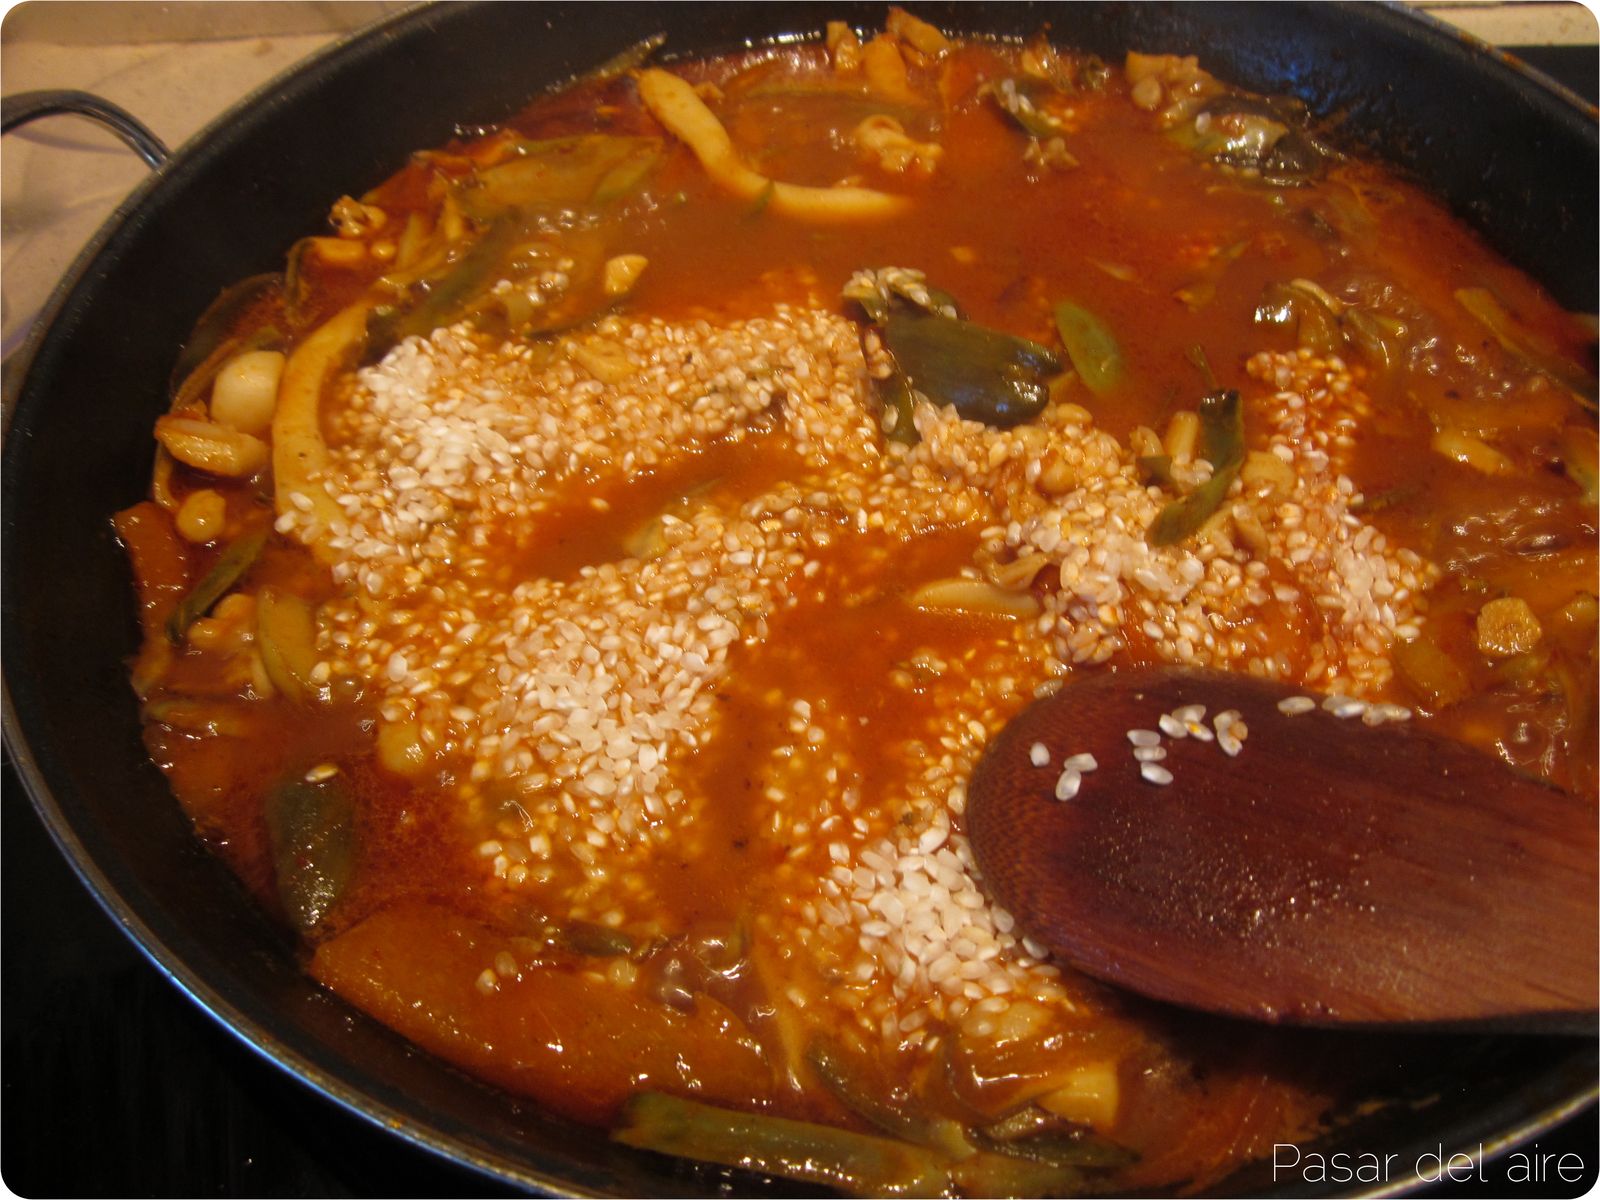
[1,89,168,169]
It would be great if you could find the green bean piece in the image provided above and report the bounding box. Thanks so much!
[1185,343,1220,391]
[1052,300,1124,396]
[613,1092,951,1197]
[586,32,666,82]
[591,148,662,206]
[264,775,356,932]
[1147,389,1244,546]
[1559,425,1598,504]
[256,587,320,704]
[883,311,1059,428]
[1138,454,1175,486]
[977,1105,1139,1168]
[1455,286,1598,409]
[366,218,520,356]
[980,1107,1046,1142]
[1195,386,1245,480]
[166,526,269,643]
[807,1039,975,1159]
[948,1150,1086,1197]
[972,1126,1139,1177]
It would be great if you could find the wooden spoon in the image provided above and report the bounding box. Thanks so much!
[966,666,1598,1033]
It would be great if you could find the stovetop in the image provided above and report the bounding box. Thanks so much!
[3,7,1596,1196]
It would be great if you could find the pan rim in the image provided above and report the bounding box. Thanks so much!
[3,2,1594,1194]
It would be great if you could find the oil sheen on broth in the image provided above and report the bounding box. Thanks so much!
[116,10,1598,1196]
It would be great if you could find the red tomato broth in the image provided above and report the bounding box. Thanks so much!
[120,14,1596,1196]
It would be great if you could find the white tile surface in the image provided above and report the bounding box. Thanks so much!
[1411,1,1598,46]
[2,30,345,354]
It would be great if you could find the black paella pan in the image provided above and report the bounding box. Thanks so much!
[3,3,1595,1194]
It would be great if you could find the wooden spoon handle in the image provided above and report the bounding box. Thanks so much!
[967,667,1598,1031]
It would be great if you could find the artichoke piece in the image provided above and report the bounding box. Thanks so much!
[640,921,751,1010]
[283,236,342,331]
[1254,280,1342,355]
[265,775,356,932]
[1189,94,1324,185]
[166,526,268,643]
[844,269,1039,441]
[1147,389,1245,546]
[613,1092,950,1196]
[1255,279,1409,370]
[1341,306,1407,373]
[1455,286,1598,410]
[1053,299,1125,396]
[882,310,1059,428]
[460,134,662,219]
